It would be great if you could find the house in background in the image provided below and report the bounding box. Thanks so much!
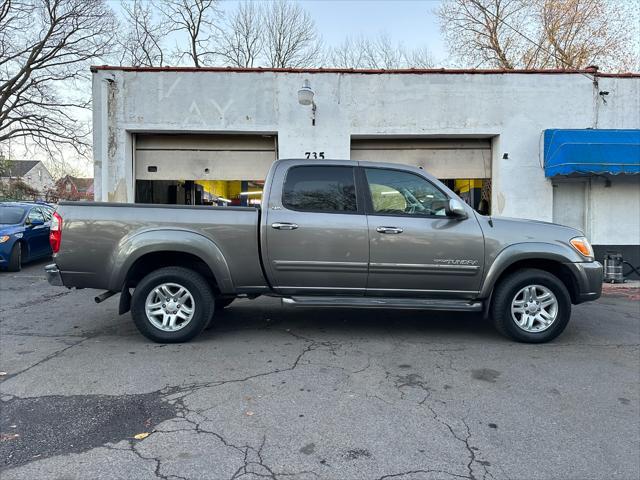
[55,175,94,201]
[0,159,55,200]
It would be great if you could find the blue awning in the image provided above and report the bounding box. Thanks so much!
[544,129,640,177]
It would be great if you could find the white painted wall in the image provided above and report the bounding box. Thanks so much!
[92,69,640,245]
[588,176,640,246]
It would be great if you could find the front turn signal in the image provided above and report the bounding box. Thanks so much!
[570,236,594,259]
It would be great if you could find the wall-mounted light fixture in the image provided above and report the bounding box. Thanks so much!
[298,79,316,126]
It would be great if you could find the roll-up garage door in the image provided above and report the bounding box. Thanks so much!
[135,134,277,181]
[350,138,491,179]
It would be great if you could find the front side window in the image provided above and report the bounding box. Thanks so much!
[0,206,27,225]
[365,168,449,216]
[283,166,357,213]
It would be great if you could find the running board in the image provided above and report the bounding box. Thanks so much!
[281,296,482,311]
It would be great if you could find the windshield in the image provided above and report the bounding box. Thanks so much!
[0,206,27,225]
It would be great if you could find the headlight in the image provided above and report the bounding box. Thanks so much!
[570,236,594,259]
[0,235,10,243]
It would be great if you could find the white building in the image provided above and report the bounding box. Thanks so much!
[91,66,640,270]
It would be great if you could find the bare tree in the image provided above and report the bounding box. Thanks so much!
[0,0,116,160]
[218,1,263,67]
[437,0,531,69]
[330,34,435,69]
[537,0,636,71]
[437,0,637,71]
[118,0,167,67]
[262,0,322,68]
[159,0,222,67]
[329,36,368,69]
[408,46,436,68]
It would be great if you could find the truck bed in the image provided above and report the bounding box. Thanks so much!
[53,202,267,292]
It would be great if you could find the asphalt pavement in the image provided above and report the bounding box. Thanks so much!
[1,259,639,480]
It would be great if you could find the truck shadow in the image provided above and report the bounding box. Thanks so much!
[205,297,499,342]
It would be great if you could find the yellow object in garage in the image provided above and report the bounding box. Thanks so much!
[455,179,483,193]
[195,180,243,200]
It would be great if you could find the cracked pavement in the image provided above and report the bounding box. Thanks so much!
[1,260,639,479]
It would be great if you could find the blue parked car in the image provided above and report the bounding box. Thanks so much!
[0,202,55,272]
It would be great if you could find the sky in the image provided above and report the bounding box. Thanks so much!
[275,0,446,62]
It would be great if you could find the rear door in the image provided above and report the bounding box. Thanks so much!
[24,207,49,258]
[362,166,485,298]
[264,162,369,295]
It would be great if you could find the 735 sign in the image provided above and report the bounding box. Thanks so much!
[305,151,325,159]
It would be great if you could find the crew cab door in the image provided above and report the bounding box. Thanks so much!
[362,166,485,297]
[263,161,369,295]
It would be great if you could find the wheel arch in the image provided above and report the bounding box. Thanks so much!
[109,229,234,294]
[480,243,581,304]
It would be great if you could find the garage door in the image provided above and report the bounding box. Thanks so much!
[135,134,277,181]
[350,138,491,179]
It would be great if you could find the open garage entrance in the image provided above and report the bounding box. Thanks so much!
[134,134,277,206]
[351,138,492,213]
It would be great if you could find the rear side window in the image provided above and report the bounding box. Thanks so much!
[41,208,53,221]
[283,166,357,213]
[27,208,44,223]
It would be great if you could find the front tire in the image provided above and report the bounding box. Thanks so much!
[131,267,214,343]
[7,242,22,272]
[490,268,571,343]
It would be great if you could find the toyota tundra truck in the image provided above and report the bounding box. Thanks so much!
[45,159,603,343]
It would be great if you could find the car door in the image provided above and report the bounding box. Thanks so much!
[362,166,485,298]
[264,162,369,295]
[24,207,49,258]
[40,207,54,255]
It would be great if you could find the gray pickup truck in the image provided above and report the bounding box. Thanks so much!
[46,159,602,343]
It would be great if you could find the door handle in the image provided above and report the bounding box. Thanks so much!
[376,226,403,234]
[271,222,299,230]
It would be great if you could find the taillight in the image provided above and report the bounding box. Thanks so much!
[50,212,62,253]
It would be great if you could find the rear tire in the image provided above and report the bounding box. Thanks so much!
[490,268,571,343]
[7,243,22,272]
[131,267,214,343]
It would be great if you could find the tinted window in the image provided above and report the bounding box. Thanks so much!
[283,166,357,213]
[365,168,449,216]
[0,206,27,225]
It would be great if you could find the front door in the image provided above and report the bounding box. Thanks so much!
[362,167,485,298]
[264,163,369,295]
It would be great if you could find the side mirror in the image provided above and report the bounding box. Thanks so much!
[28,218,45,227]
[446,199,468,219]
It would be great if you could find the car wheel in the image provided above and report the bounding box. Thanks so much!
[131,266,214,343]
[490,268,571,343]
[7,242,22,272]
